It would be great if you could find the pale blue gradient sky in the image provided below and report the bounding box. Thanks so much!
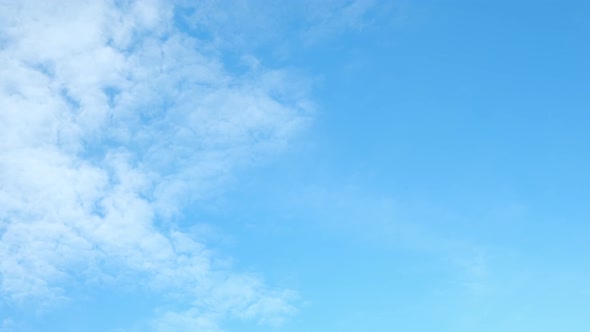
[1,1,590,331]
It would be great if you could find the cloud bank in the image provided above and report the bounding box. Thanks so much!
[0,0,309,330]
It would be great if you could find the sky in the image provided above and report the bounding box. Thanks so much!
[1,0,590,331]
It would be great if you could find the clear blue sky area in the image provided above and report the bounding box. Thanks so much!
[1,1,590,331]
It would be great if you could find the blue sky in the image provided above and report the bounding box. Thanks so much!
[1,0,590,331]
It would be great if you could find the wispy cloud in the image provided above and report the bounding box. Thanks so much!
[300,0,384,43]
[0,0,308,330]
[174,0,388,54]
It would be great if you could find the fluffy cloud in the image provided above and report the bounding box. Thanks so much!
[0,0,307,330]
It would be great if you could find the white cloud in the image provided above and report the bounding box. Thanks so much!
[0,0,307,329]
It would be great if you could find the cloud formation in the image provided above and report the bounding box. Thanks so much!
[0,0,308,330]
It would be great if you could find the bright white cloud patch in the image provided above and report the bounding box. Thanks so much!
[0,0,307,330]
